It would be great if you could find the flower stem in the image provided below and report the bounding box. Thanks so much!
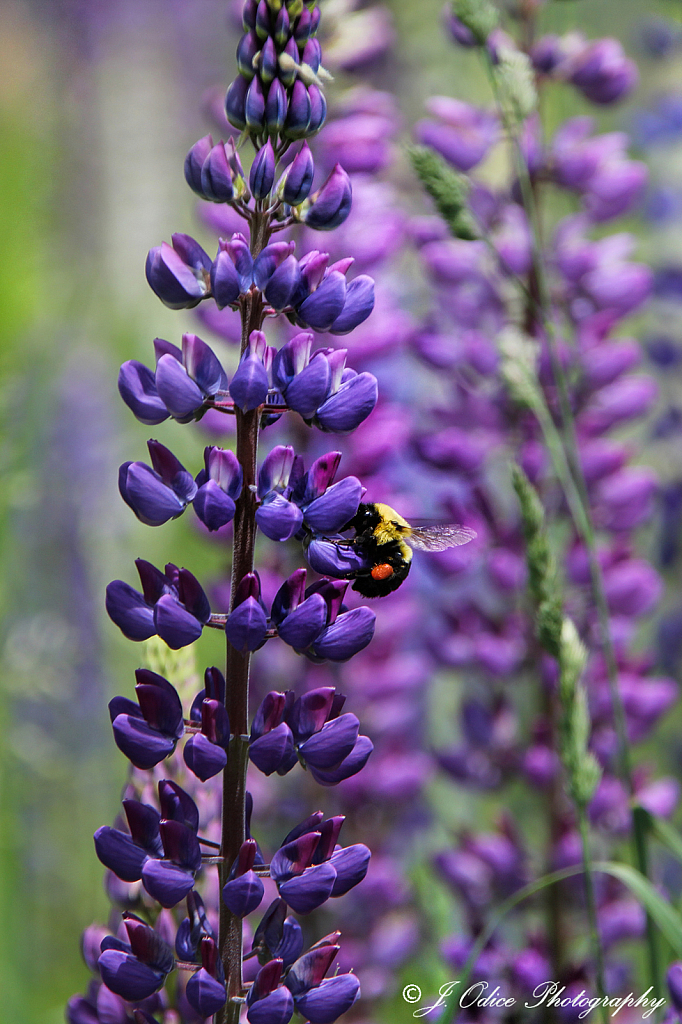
[577,811,610,1024]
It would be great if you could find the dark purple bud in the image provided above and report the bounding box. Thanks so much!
[265,254,301,311]
[259,37,278,83]
[105,580,155,641]
[158,780,199,831]
[226,597,268,653]
[247,989,294,1024]
[230,338,269,412]
[304,165,352,231]
[118,361,169,425]
[314,371,377,433]
[297,272,347,331]
[284,353,331,419]
[154,354,204,421]
[237,32,259,80]
[301,38,321,73]
[135,669,184,738]
[303,477,363,534]
[278,862,337,914]
[277,593,327,651]
[306,85,327,136]
[288,687,335,742]
[97,950,165,1002]
[294,5,312,43]
[250,721,295,775]
[329,844,371,896]
[201,142,235,203]
[266,79,288,134]
[94,826,147,881]
[251,691,287,739]
[278,37,299,88]
[145,236,210,310]
[186,968,228,1017]
[329,277,375,334]
[250,140,276,200]
[294,974,360,1023]
[184,733,228,780]
[299,713,359,770]
[283,143,315,206]
[112,714,177,769]
[226,75,249,131]
[153,595,203,649]
[249,959,284,1002]
[309,734,374,786]
[210,249,241,310]
[246,76,266,131]
[222,870,265,917]
[274,6,289,46]
[141,859,195,908]
[271,569,307,625]
[202,698,230,746]
[254,0,270,40]
[234,570,262,606]
[284,80,311,139]
[311,607,375,661]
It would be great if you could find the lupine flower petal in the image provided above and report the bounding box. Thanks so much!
[329,844,371,896]
[94,826,147,882]
[118,361,169,425]
[141,859,195,908]
[250,722,295,776]
[284,354,331,418]
[194,480,237,532]
[277,594,328,650]
[298,713,360,770]
[314,372,378,433]
[154,595,203,649]
[112,714,177,770]
[226,596,268,653]
[309,735,374,786]
[247,987,294,1024]
[304,165,352,231]
[311,607,376,661]
[97,951,165,1002]
[222,870,265,917]
[302,477,363,534]
[184,733,228,780]
[186,968,228,1017]
[257,495,304,542]
[278,862,337,914]
[293,974,360,1023]
[105,581,156,641]
[297,272,347,331]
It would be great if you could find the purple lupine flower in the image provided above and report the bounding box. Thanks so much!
[256,445,304,541]
[225,571,269,653]
[230,329,271,411]
[106,559,211,648]
[222,839,265,917]
[109,669,184,769]
[186,937,227,1017]
[568,37,639,105]
[282,142,315,206]
[175,890,214,962]
[417,97,498,171]
[97,914,174,1001]
[183,697,230,780]
[119,440,197,527]
[303,164,352,231]
[145,234,212,309]
[193,445,243,532]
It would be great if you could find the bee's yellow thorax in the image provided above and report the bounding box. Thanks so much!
[372,503,412,545]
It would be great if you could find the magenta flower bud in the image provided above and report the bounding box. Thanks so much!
[417,98,498,171]
[184,133,213,195]
[266,79,288,134]
[304,165,352,231]
[283,142,315,206]
[569,38,639,105]
[293,974,360,1023]
[250,140,276,200]
[145,236,211,309]
[282,80,310,140]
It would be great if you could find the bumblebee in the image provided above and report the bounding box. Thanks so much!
[340,502,477,598]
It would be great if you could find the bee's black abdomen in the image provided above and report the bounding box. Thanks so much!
[352,559,411,598]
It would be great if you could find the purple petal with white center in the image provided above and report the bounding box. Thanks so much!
[277,594,327,650]
[105,581,155,641]
[154,595,203,649]
[183,332,228,394]
[118,361,169,425]
[297,272,347,332]
[278,862,337,914]
[141,859,195,908]
[112,714,177,770]
[286,946,339,996]
[225,596,268,653]
[314,371,378,433]
[247,987,294,1024]
[303,477,363,534]
[311,607,376,661]
[222,870,265,917]
[293,974,360,1023]
[97,951,165,1002]
[210,250,241,309]
[249,722,295,776]
[206,447,243,497]
[298,713,360,770]
[94,826,147,882]
[258,445,295,496]
[186,968,228,1017]
[309,735,374,786]
[329,844,371,896]
[154,354,204,420]
[184,733,228,781]
[256,495,304,542]
[264,254,302,311]
[272,333,313,389]
[194,480,237,532]
[284,353,331,419]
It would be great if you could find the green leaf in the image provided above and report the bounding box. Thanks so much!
[639,807,682,866]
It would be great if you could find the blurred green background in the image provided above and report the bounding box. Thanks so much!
[1,1,681,1021]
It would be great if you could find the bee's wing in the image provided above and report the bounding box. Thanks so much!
[406,524,477,552]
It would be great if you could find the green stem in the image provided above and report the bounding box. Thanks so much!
[577,812,609,1024]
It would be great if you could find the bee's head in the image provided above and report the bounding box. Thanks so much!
[352,503,382,533]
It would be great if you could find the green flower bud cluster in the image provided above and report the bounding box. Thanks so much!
[409,145,478,241]
[452,0,499,45]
